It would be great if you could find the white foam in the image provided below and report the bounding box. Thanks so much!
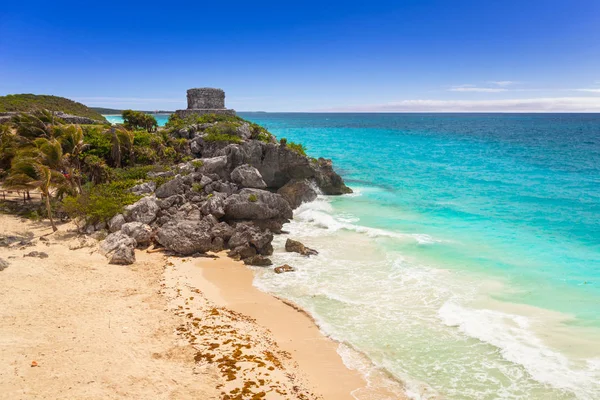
[439,301,600,399]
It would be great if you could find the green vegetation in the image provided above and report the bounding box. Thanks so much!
[0,108,309,230]
[0,94,107,122]
[287,141,307,156]
[122,110,158,132]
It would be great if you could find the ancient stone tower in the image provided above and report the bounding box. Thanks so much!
[175,87,235,118]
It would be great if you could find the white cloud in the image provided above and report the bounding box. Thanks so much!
[449,86,508,93]
[320,97,600,112]
[488,80,518,86]
[575,88,600,93]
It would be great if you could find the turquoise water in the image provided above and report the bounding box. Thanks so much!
[107,112,600,398]
[104,113,171,126]
[240,113,600,399]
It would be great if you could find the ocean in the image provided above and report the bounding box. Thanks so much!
[107,112,600,399]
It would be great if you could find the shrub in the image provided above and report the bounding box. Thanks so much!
[191,160,204,169]
[279,137,287,146]
[204,132,242,144]
[122,110,158,132]
[82,125,111,160]
[192,183,203,192]
[248,194,258,202]
[287,141,307,156]
[62,181,141,224]
[111,165,156,181]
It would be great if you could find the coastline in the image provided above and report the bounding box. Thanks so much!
[0,214,406,399]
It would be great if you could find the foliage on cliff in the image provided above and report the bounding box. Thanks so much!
[0,94,107,122]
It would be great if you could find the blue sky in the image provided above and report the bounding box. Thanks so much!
[1,0,600,112]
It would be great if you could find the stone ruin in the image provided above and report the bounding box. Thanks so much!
[175,88,236,118]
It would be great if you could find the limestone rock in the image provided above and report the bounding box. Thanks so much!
[129,181,156,196]
[243,255,272,266]
[228,225,273,255]
[155,176,186,198]
[224,189,292,221]
[108,214,126,233]
[277,179,318,209]
[285,239,318,256]
[230,164,267,189]
[100,231,137,256]
[200,193,227,218]
[0,258,9,271]
[109,244,136,265]
[156,220,213,255]
[274,264,296,274]
[120,222,153,246]
[124,196,160,224]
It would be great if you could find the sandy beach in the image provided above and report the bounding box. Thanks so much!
[0,214,404,399]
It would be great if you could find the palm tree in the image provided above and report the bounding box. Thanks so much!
[59,124,87,193]
[108,126,134,167]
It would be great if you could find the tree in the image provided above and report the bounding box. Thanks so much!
[108,126,134,167]
[122,110,157,132]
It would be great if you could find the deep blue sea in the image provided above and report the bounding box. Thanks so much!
[107,113,600,399]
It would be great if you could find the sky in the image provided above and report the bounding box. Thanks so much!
[1,0,600,112]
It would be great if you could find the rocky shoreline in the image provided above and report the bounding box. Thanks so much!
[97,119,351,267]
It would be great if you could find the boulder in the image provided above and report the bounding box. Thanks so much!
[109,244,136,265]
[277,179,318,209]
[100,231,137,256]
[108,214,126,233]
[274,264,296,274]
[124,196,160,224]
[155,176,186,198]
[210,222,235,241]
[228,225,273,255]
[224,189,292,221]
[228,244,257,260]
[0,258,9,271]
[285,238,318,256]
[200,193,227,218]
[199,156,228,177]
[243,255,272,266]
[236,122,253,140]
[120,222,153,245]
[156,220,213,255]
[230,164,267,189]
[129,181,156,196]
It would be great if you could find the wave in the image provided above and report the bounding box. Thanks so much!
[439,301,600,399]
[293,198,441,245]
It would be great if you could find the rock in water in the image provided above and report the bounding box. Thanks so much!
[274,264,295,274]
[120,222,153,246]
[109,244,136,265]
[230,164,267,189]
[285,238,318,256]
[277,179,318,209]
[243,255,272,266]
[156,220,213,255]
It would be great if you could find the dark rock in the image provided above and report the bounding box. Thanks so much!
[109,244,136,265]
[224,189,292,221]
[285,238,318,256]
[211,237,225,251]
[228,244,257,260]
[158,195,185,210]
[155,176,187,198]
[23,251,49,259]
[243,255,272,266]
[0,258,9,271]
[156,220,212,255]
[277,179,318,209]
[228,225,273,255]
[120,222,153,246]
[274,264,296,274]
[108,214,126,233]
[230,164,267,189]
[200,193,227,218]
[124,196,160,224]
[210,222,235,241]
